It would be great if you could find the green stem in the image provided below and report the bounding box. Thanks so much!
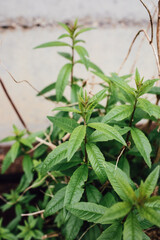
[126,98,138,143]
[71,37,75,86]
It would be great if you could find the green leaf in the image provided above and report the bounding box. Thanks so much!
[47,116,79,133]
[109,73,135,96]
[0,136,16,143]
[98,202,132,224]
[74,45,89,69]
[20,138,32,148]
[99,192,116,208]
[71,84,80,103]
[58,22,71,34]
[148,86,160,95]
[103,105,133,123]
[123,212,142,240]
[22,155,33,182]
[66,202,107,223]
[88,60,104,74]
[135,68,141,87]
[138,206,160,227]
[92,71,110,84]
[67,125,86,161]
[1,142,20,173]
[86,184,102,203]
[34,41,70,49]
[131,127,152,168]
[64,164,88,206]
[64,214,83,240]
[138,98,160,119]
[97,222,122,240]
[58,51,72,61]
[46,95,68,103]
[37,83,56,96]
[75,27,94,37]
[86,143,107,184]
[142,166,160,198]
[142,233,151,240]
[44,187,66,217]
[103,162,136,202]
[53,106,81,114]
[88,122,126,146]
[40,142,68,174]
[138,79,159,96]
[56,63,72,101]
[88,130,116,143]
[58,33,70,39]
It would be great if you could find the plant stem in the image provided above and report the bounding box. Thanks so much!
[0,77,29,132]
[126,98,138,143]
[71,37,75,86]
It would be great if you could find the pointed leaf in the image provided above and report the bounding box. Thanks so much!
[47,116,79,133]
[40,142,68,174]
[1,142,20,173]
[88,123,126,146]
[139,79,159,96]
[109,73,135,96]
[56,63,72,101]
[103,162,135,202]
[138,98,160,119]
[103,105,133,123]
[34,41,70,49]
[148,86,160,95]
[0,136,16,143]
[88,130,115,143]
[142,166,160,198]
[22,155,33,182]
[37,83,56,96]
[86,143,107,184]
[58,22,71,34]
[92,71,110,84]
[123,212,143,240]
[131,128,152,168]
[75,27,94,37]
[98,202,132,224]
[44,187,66,217]
[65,214,83,240]
[66,202,107,223]
[138,206,160,227]
[58,51,72,61]
[74,45,89,69]
[67,125,86,161]
[20,138,32,148]
[53,106,81,113]
[64,164,88,206]
[97,222,122,240]
[86,184,102,203]
[58,33,70,39]
[88,61,104,74]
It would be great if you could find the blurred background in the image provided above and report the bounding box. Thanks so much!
[0,0,159,139]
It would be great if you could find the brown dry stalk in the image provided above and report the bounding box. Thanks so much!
[21,210,44,217]
[157,1,160,66]
[0,77,29,132]
[118,29,160,75]
[139,0,153,43]
[130,7,157,74]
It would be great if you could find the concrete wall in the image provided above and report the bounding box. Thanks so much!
[0,0,159,139]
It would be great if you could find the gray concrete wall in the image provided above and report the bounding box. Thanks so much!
[0,0,159,139]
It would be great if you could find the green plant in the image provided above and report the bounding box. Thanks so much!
[0,20,160,240]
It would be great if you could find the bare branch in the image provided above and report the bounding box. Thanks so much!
[0,77,29,132]
[157,1,160,66]
[118,29,160,75]
[139,0,153,43]
[35,137,56,150]
[21,210,44,217]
